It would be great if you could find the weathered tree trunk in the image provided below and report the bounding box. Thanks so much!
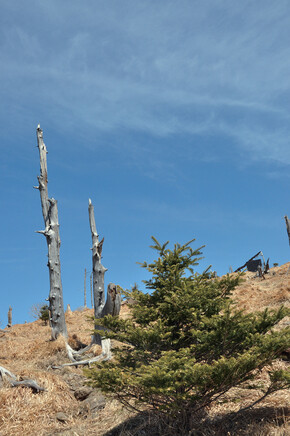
[84,268,87,307]
[88,199,107,344]
[52,200,119,369]
[7,306,12,328]
[36,125,67,340]
[101,283,121,317]
[53,283,121,368]
[94,283,121,350]
[284,215,290,246]
[90,272,93,308]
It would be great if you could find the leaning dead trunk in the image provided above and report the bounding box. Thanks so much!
[88,199,107,344]
[36,125,67,340]
[284,215,290,246]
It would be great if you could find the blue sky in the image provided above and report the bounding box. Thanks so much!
[0,1,289,325]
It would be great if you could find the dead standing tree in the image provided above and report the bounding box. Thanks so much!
[7,306,12,328]
[90,271,93,308]
[88,198,107,345]
[36,125,67,340]
[89,199,121,347]
[51,200,121,369]
[284,215,290,246]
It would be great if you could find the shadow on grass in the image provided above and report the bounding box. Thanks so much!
[104,406,289,436]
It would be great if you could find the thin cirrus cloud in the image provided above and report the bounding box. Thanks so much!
[0,1,289,163]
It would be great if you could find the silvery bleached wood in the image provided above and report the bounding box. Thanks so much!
[51,348,112,369]
[51,200,119,368]
[0,365,46,392]
[90,271,93,308]
[55,283,121,367]
[88,199,107,344]
[96,283,121,356]
[101,283,121,317]
[36,125,67,340]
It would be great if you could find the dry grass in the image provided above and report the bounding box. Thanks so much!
[232,262,290,313]
[0,266,289,435]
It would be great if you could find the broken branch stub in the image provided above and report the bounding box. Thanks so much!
[36,126,67,340]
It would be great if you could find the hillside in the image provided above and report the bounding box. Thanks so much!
[0,264,289,436]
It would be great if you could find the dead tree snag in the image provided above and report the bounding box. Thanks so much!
[90,271,93,308]
[88,199,107,345]
[102,283,121,317]
[36,125,67,340]
[7,306,12,328]
[284,215,290,246]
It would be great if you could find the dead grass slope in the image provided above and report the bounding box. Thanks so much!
[0,264,289,436]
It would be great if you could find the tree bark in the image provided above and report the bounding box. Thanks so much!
[90,272,93,308]
[101,283,121,317]
[88,199,107,344]
[36,125,67,340]
[284,215,290,246]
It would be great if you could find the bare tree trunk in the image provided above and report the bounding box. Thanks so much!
[52,200,119,369]
[94,283,121,348]
[90,272,93,308]
[84,268,87,307]
[36,125,67,340]
[7,306,12,328]
[101,283,121,317]
[88,199,107,344]
[284,215,290,246]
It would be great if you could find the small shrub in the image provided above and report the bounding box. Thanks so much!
[30,303,49,325]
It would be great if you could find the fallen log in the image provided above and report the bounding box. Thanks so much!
[10,379,46,393]
[0,365,46,393]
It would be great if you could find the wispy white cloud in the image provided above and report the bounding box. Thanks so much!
[0,1,290,164]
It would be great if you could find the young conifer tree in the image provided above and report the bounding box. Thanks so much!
[86,238,290,428]
[39,305,49,326]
